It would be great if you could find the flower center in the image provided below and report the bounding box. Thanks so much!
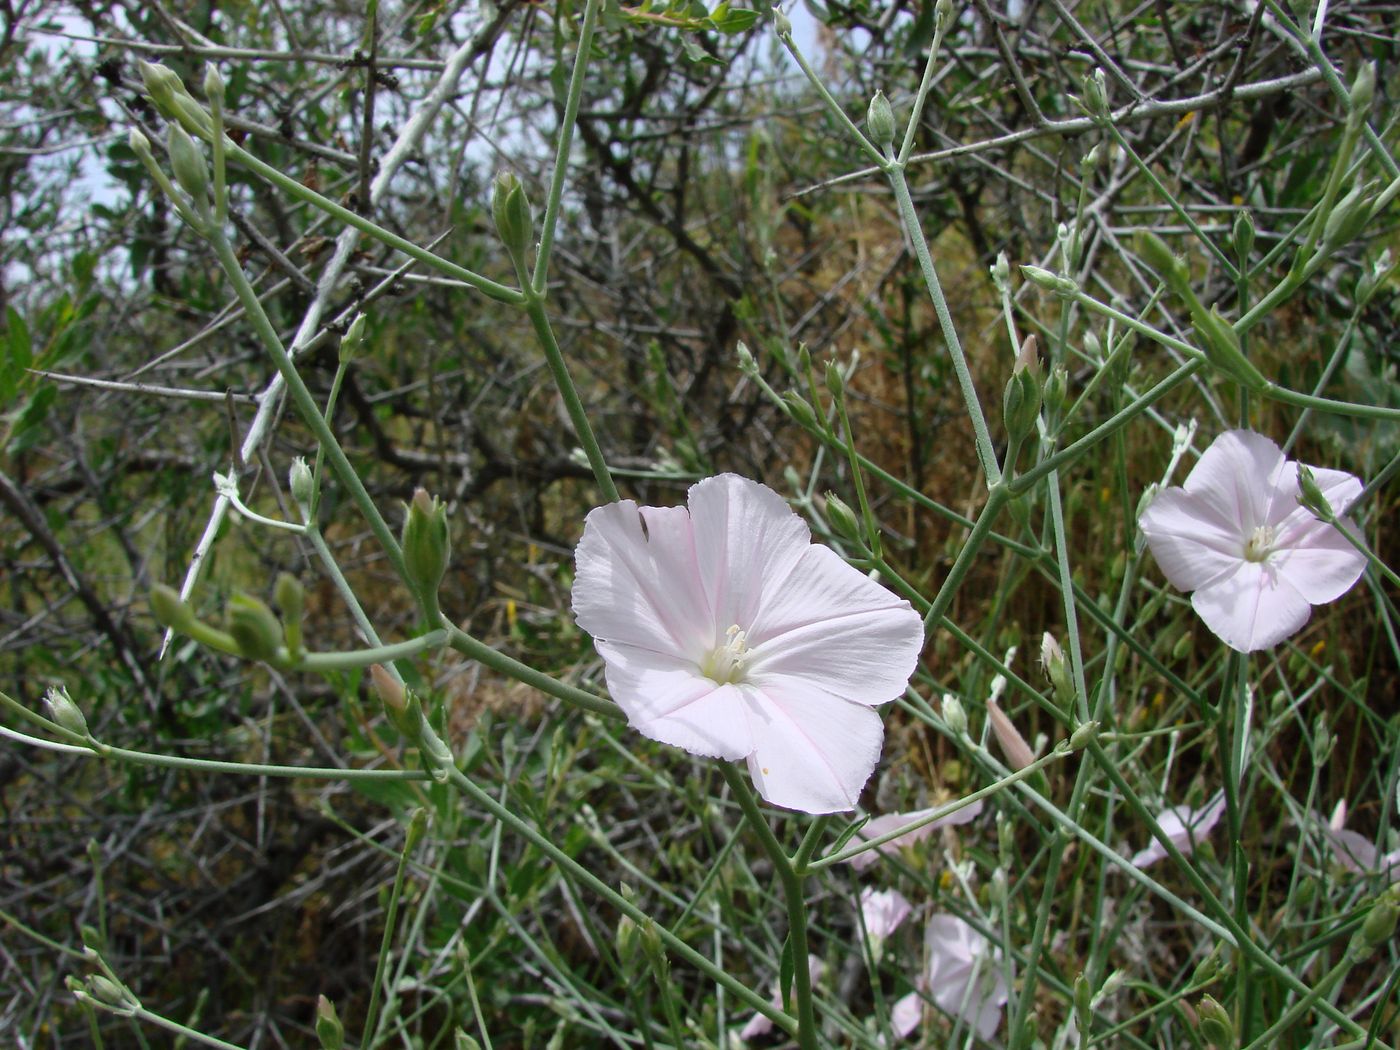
[1243,524,1276,563]
[700,624,750,685]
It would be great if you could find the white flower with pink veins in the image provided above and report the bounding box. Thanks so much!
[572,474,924,814]
[1138,429,1366,652]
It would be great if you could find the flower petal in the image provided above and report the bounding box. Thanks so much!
[596,641,752,760]
[1271,515,1367,604]
[573,501,711,657]
[859,887,913,940]
[1182,429,1286,530]
[890,991,923,1039]
[746,548,923,704]
[744,682,883,813]
[1138,488,1245,591]
[846,800,985,872]
[1191,561,1311,652]
[688,474,812,634]
[924,915,1007,1041]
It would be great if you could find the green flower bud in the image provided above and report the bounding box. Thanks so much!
[1322,181,1373,249]
[735,340,758,375]
[1003,357,1042,443]
[1043,363,1069,416]
[1194,305,1267,392]
[128,128,154,163]
[771,5,793,36]
[274,573,304,657]
[935,0,955,31]
[315,995,345,1050]
[406,807,430,849]
[990,252,1011,293]
[1069,721,1098,750]
[203,63,225,106]
[1352,892,1399,957]
[824,492,861,543]
[402,488,450,616]
[86,975,130,1008]
[617,913,640,966]
[1041,632,1074,708]
[226,592,283,663]
[491,171,534,262]
[1073,972,1092,1030]
[1020,265,1078,298]
[782,390,819,430]
[80,923,105,952]
[866,90,896,150]
[1233,209,1255,262]
[150,583,197,632]
[453,1032,483,1050]
[139,60,185,117]
[44,685,89,739]
[824,359,846,402]
[1348,62,1376,124]
[289,457,314,511]
[942,694,968,735]
[1078,67,1110,118]
[339,312,368,363]
[167,123,209,203]
[1197,995,1233,1048]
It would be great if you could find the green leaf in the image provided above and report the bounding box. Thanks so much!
[710,6,759,32]
[680,37,721,65]
[6,307,32,371]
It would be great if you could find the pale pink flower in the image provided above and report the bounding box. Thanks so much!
[1131,792,1226,868]
[845,800,985,872]
[899,914,1008,1041]
[572,474,923,814]
[860,887,913,942]
[1321,800,1400,879]
[1138,429,1366,652]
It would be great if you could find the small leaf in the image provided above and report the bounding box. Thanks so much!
[711,6,759,32]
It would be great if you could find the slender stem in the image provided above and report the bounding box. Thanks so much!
[719,765,816,1049]
[773,28,885,167]
[923,485,1010,631]
[532,0,601,294]
[206,229,413,592]
[523,293,619,502]
[223,139,523,304]
[442,622,621,719]
[888,163,1001,486]
[363,812,423,1047]
[299,630,447,671]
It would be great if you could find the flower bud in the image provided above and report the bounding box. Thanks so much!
[1073,973,1092,1030]
[824,492,861,543]
[167,123,209,203]
[453,1032,483,1050]
[226,593,283,662]
[824,359,846,402]
[1082,143,1105,172]
[44,685,89,738]
[491,171,534,262]
[274,573,304,657]
[987,700,1034,769]
[1193,305,1267,392]
[1043,364,1069,416]
[1041,632,1074,707]
[1355,893,1398,954]
[1079,67,1110,118]
[1322,180,1372,249]
[150,583,197,632]
[1003,347,1042,443]
[339,312,368,363]
[86,975,130,1008]
[1297,465,1334,523]
[616,913,640,966]
[771,5,793,36]
[1197,995,1233,1048]
[990,252,1010,293]
[128,128,154,163]
[402,488,450,616]
[942,694,968,735]
[935,0,954,30]
[203,63,225,106]
[1069,720,1098,750]
[289,456,314,510]
[406,807,430,849]
[1348,62,1376,124]
[1020,265,1078,298]
[866,90,896,151]
[782,389,819,430]
[736,340,758,375]
[139,60,185,117]
[1233,209,1254,262]
[315,995,345,1050]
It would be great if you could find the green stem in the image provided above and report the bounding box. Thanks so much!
[887,163,1001,487]
[363,812,424,1047]
[442,622,620,719]
[523,293,619,502]
[206,229,414,594]
[923,484,1010,631]
[532,0,601,294]
[719,764,816,1049]
[298,630,447,671]
[223,140,523,304]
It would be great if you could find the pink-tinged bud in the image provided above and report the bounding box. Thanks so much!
[370,663,406,716]
[402,488,450,618]
[987,700,1035,770]
[315,995,344,1049]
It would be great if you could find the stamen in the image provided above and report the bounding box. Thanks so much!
[1243,524,1276,563]
[700,624,750,684]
